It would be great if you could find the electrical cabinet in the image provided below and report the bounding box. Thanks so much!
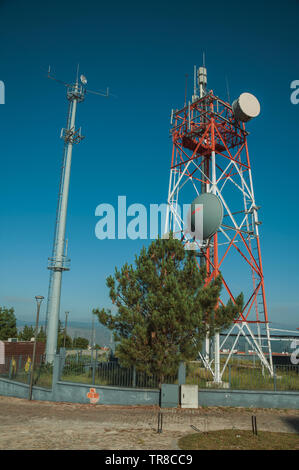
[180,384,198,408]
[160,384,179,408]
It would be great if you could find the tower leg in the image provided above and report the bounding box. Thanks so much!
[205,335,210,363]
[214,331,221,383]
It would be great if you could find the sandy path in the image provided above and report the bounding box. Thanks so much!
[0,396,298,450]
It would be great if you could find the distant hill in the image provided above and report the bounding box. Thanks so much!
[16,319,298,353]
[16,319,113,348]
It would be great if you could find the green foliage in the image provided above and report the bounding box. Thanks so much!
[0,307,18,340]
[57,331,73,348]
[18,324,35,341]
[93,235,243,383]
[18,325,46,343]
[72,337,89,349]
[56,320,73,348]
[36,326,47,343]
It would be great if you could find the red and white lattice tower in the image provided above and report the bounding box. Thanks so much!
[164,64,273,383]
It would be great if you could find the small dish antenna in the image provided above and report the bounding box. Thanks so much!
[80,74,88,85]
[232,92,260,122]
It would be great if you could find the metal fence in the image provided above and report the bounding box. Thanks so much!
[60,350,178,389]
[2,351,299,393]
[186,362,299,392]
[0,353,52,389]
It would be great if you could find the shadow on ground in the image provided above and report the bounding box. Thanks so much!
[282,417,299,433]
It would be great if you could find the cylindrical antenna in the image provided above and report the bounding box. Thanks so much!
[225,75,231,104]
[198,66,207,98]
[170,109,174,125]
[192,66,199,103]
[184,74,188,107]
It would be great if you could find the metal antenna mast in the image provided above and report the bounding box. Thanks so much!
[45,66,109,363]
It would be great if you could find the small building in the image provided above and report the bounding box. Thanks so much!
[0,340,45,375]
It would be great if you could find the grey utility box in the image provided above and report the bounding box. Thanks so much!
[180,385,198,408]
[161,384,179,408]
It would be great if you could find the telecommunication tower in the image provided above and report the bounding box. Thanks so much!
[164,63,273,383]
[45,67,109,363]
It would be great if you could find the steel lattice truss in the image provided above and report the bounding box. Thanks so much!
[165,91,274,378]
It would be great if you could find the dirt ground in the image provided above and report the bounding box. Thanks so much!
[0,396,298,450]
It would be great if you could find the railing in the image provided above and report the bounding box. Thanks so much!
[2,352,298,393]
[186,361,299,392]
[60,351,178,389]
[0,354,53,389]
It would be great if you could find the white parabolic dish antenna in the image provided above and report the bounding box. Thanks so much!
[187,193,224,241]
[232,92,261,122]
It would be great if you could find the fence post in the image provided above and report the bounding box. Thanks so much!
[132,366,136,387]
[8,358,12,379]
[228,365,231,389]
[60,348,66,371]
[178,362,186,385]
[51,354,61,398]
[273,364,277,392]
[18,355,22,374]
[92,350,97,385]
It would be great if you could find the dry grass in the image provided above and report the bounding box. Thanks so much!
[178,429,299,450]
[186,361,299,391]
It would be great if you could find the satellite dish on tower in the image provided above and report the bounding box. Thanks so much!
[187,193,223,241]
[232,92,260,122]
[80,74,88,85]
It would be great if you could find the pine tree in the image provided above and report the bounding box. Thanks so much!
[0,307,18,340]
[93,235,243,384]
[18,324,35,341]
[72,337,89,349]
[57,330,73,348]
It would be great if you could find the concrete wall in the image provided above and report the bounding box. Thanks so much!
[54,381,159,405]
[198,388,299,410]
[1,376,299,409]
[0,377,159,406]
[0,377,52,401]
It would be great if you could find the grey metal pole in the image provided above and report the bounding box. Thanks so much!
[197,65,211,366]
[29,296,44,401]
[45,80,84,364]
[63,311,69,349]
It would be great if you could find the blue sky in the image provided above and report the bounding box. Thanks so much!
[0,0,299,328]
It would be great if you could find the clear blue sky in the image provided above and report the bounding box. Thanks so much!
[0,0,299,328]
